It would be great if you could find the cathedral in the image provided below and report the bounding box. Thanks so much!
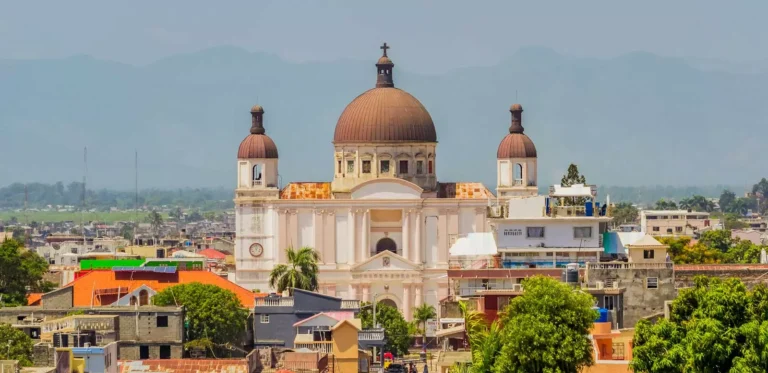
[231,44,539,320]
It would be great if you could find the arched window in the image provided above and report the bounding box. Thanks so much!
[376,237,397,254]
[378,298,397,309]
[138,290,149,306]
[129,296,138,306]
[514,163,523,185]
[252,164,262,186]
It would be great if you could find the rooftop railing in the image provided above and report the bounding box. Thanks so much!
[340,299,360,309]
[294,341,333,354]
[587,262,674,270]
[359,328,385,341]
[255,297,294,307]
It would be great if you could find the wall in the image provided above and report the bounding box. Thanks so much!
[331,143,438,193]
[41,287,73,309]
[254,291,345,347]
[586,267,675,327]
[496,221,601,249]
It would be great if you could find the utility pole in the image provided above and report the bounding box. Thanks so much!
[82,147,87,246]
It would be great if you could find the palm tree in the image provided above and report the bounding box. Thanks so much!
[269,246,320,295]
[458,300,487,348]
[413,303,437,348]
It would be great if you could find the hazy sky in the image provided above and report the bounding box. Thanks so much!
[2,0,766,73]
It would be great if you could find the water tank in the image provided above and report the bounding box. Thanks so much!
[564,263,579,284]
[595,307,609,323]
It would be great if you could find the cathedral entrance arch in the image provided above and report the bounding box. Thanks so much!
[376,237,397,254]
[377,298,397,309]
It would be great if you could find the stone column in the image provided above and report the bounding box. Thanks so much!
[349,284,358,300]
[348,209,357,264]
[403,284,412,321]
[414,285,422,308]
[414,211,422,264]
[362,285,370,303]
[361,210,370,261]
[402,210,411,260]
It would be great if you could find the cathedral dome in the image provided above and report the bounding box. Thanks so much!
[333,43,437,144]
[238,105,279,159]
[497,104,537,158]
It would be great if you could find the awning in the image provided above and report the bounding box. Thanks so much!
[449,232,497,256]
[436,325,465,338]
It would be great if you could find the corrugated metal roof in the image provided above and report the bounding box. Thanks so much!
[437,182,493,199]
[280,182,332,200]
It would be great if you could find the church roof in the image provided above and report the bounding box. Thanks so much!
[333,43,437,144]
[497,103,537,159]
[437,182,494,199]
[280,182,332,200]
[238,105,278,159]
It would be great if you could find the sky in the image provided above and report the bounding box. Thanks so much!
[2,0,767,73]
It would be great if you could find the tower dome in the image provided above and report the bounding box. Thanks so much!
[238,105,279,159]
[497,104,537,158]
[333,43,437,144]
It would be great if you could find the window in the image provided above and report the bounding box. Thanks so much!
[646,215,658,220]
[643,250,655,259]
[71,248,78,254]
[159,345,171,359]
[380,160,390,173]
[260,314,270,323]
[157,316,168,327]
[652,227,660,232]
[139,345,149,360]
[503,228,522,236]
[526,227,545,238]
[362,160,371,174]
[646,277,658,289]
[346,160,355,173]
[337,160,341,174]
[139,289,149,306]
[671,215,679,219]
[666,228,673,234]
[416,160,424,174]
[604,295,615,310]
[573,227,592,239]
[399,160,409,174]
[428,160,433,174]
[675,226,683,232]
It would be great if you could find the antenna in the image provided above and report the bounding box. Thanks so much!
[82,147,87,246]
[24,184,28,226]
[134,150,138,240]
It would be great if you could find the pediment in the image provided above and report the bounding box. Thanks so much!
[350,178,423,200]
[351,250,421,272]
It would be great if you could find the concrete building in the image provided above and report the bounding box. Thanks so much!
[233,45,546,320]
[0,306,184,362]
[640,210,717,237]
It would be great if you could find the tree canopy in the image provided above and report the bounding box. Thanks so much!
[560,164,588,206]
[413,303,437,346]
[269,246,320,295]
[632,277,768,372]
[464,276,597,373]
[659,230,767,265]
[0,239,55,306]
[653,199,678,210]
[679,195,716,212]
[153,282,248,355]
[0,323,33,366]
[360,302,410,356]
[611,202,639,226]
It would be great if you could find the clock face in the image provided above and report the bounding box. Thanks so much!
[249,243,264,258]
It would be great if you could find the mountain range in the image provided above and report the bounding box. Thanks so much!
[1,46,765,190]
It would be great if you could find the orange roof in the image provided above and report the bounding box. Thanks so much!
[437,182,494,199]
[198,248,227,260]
[119,359,247,373]
[280,182,332,200]
[67,271,257,308]
[27,293,43,306]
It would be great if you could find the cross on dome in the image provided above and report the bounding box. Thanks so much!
[380,42,390,57]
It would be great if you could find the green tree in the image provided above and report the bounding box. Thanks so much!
[0,239,51,306]
[153,283,248,356]
[360,302,411,356]
[654,199,678,210]
[752,177,768,214]
[0,323,33,366]
[610,202,639,226]
[268,246,319,295]
[720,190,737,213]
[632,277,768,373]
[412,303,437,348]
[699,229,733,253]
[680,195,715,212]
[120,223,135,241]
[559,164,587,206]
[169,207,183,221]
[491,276,597,373]
[145,210,164,237]
[723,213,749,230]
[724,240,764,264]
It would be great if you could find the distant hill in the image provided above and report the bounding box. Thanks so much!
[1,46,765,189]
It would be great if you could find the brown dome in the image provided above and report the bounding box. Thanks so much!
[334,88,436,143]
[237,105,278,158]
[497,133,537,158]
[334,43,436,144]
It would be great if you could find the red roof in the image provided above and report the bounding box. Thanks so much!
[27,293,43,306]
[64,270,258,307]
[198,248,226,260]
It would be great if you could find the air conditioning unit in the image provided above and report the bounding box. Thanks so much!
[595,281,604,290]
[512,284,523,292]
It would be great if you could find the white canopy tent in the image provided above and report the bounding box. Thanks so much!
[448,232,498,257]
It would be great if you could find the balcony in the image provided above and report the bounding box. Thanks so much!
[587,262,674,270]
[255,297,294,307]
[294,341,333,354]
[340,299,360,309]
[358,328,385,341]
